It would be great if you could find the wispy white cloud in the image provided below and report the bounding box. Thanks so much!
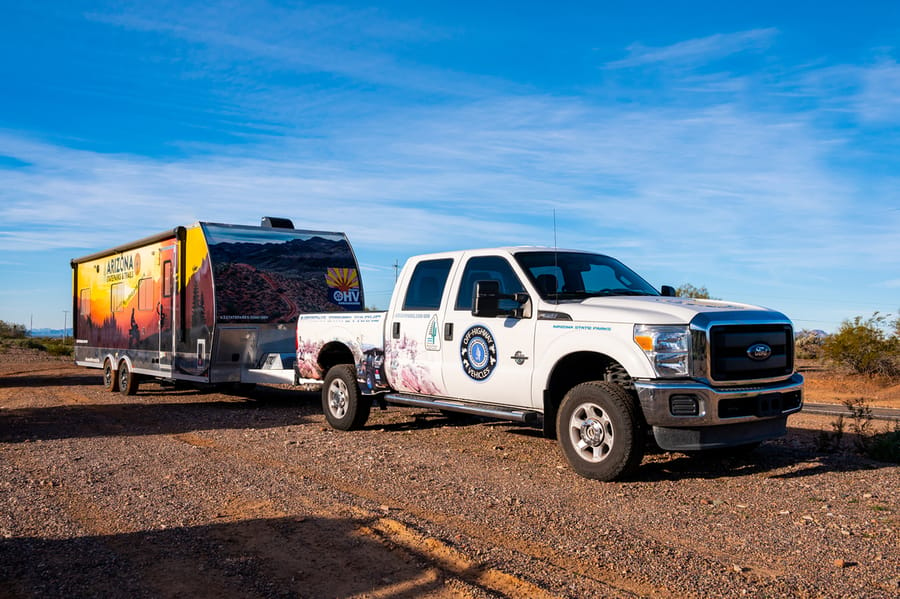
[3,86,897,277]
[605,29,778,69]
[857,59,900,123]
[88,1,503,99]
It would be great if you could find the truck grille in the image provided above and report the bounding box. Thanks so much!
[708,324,794,382]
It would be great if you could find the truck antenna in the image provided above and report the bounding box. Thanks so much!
[553,209,559,275]
[553,209,558,250]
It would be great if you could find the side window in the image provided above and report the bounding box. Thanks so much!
[138,278,154,311]
[79,289,90,318]
[110,283,127,313]
[162,261,173,298]
[402,258,453,311]
[455,256,525,311]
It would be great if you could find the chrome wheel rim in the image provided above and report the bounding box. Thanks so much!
[568,402,614,463]
[328,378,349,419]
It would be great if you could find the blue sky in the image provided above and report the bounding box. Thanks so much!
[1,1,899,332]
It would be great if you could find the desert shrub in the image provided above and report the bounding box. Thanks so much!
[868,426,900,463]
[45,341,74,357]
[0,320,27,339]
[674,284,716,299]
[822,313,899,377]
[11,338,46,351]
[795,329,828,360]
[817,398,900,463]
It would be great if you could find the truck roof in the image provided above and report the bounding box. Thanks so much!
[407,246,604,261]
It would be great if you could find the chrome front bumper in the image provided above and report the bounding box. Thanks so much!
[634,373,803,428]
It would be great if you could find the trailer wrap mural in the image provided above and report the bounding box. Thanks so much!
[74,236,179,354]
[73,221,362,383]
[202,224,362,324]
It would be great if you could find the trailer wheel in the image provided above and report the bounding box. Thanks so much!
[322,364,370,431]
[556,382,643,481]
[103,359,119,393]
[118,362,139,396]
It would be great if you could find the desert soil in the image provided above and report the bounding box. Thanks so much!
[799,360,900,409]
[1,351,898,598]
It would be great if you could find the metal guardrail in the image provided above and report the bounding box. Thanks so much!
[802,402,900,421]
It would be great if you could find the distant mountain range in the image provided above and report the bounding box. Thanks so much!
[28,328,73,338]
[796,329,829,338]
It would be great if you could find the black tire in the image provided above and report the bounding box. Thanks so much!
[322,364,370,430]
[119,361,139,396]
[103,359,119,393]
[556,382,644,481]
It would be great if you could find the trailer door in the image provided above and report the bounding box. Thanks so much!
[158,244,177,371]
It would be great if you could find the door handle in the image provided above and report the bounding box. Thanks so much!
[392,322,401,339]
[444,322,454,341]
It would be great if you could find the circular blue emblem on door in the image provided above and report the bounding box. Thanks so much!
[460,325,497,380]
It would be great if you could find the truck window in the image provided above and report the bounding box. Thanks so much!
[402,258,453,311]
[455,256,525,311]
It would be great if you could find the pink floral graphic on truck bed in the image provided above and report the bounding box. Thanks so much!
[386,336,444,395]
[296,338,325,380]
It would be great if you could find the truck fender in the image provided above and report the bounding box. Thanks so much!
[534,331,652,437]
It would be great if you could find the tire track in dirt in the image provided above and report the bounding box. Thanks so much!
[2,450,252,599]
[170,432,557,598]
[168,430,661,598]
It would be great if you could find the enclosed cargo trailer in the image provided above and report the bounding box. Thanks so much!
[71,218,363,394]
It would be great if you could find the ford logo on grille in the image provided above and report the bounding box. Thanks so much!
[747,343,772,361]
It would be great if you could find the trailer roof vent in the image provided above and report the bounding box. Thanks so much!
[261,216,294,229]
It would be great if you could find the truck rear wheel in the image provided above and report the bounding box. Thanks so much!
[322,365,370,430]
[103,359,119,393]
[118,362,139,396]
[556,382,643,481]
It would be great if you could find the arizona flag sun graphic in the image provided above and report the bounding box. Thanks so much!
[326,267,360,292]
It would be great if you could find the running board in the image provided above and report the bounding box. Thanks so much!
[383,393,539,424]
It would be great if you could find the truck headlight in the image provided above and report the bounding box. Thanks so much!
[633,325,690,377]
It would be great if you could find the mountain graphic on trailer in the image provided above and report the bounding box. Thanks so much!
[208,236,361,322]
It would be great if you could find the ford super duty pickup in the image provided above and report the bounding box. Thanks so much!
[294,247,803,481]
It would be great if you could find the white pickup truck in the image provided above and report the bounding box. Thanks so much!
[295,247,803,481]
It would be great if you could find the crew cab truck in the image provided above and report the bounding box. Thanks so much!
[296,247,804,481]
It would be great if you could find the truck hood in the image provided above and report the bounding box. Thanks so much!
[548,296,791,326]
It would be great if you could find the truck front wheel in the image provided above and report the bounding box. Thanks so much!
[322,365,371,431]
[556,382,644,481]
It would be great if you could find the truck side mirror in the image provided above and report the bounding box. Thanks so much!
[473,280,502,318]
[661,285,677,297]
[473,281,531,319]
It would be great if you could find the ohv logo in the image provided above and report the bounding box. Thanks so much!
[460,325,497,381]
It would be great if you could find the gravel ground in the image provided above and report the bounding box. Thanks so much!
[1,352,898,598]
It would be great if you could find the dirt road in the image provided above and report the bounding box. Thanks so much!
[1,355,898,598]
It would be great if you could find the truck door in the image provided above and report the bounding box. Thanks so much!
[158,245,176,371]
[440,254,537,408]
[385,257,456,396]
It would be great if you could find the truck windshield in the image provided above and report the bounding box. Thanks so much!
[514,251,659,301]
